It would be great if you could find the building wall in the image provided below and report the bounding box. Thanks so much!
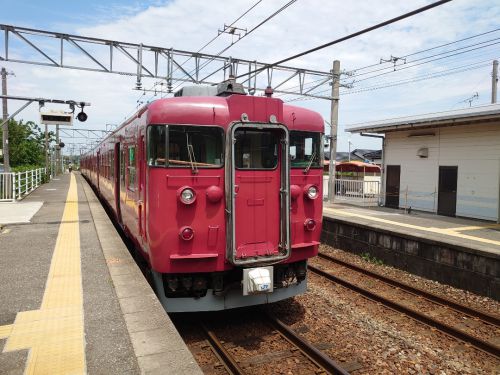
[384,121,500,221]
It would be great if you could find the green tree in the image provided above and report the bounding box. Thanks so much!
[0,119,55,168]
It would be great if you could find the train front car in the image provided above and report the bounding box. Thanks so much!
[145,83,323,312]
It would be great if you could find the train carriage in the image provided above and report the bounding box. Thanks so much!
[81,81,324,312]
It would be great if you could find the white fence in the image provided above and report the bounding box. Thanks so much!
[0,168,46,201]
[323,177,381,206]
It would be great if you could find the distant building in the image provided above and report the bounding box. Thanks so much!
[348,104,500,222]
[324,149,380,162]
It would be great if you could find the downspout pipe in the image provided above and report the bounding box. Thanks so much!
[360,132,385,206]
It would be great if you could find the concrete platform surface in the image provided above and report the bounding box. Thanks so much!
[325,203,500,257]
[0,201,43,224]
[0,173,202,375]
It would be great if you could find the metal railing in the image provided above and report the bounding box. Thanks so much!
[0,168,46,201]
[323,177,381,206]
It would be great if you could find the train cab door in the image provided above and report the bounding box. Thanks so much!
[227,124,291,266]
[114,143,122,223]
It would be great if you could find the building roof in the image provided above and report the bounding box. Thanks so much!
[336,161,381,173]
[346,103,500,134]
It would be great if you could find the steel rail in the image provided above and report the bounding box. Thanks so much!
[317,252,500,327]
[308,264,500,359]
[199,322,245,375]
[264,313,350,375]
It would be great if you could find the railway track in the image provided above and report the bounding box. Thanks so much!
[193,312,349,375]
[310,252,500,359]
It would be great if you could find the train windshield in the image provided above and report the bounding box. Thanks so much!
[289,131,322,169]
[234,129,279,169]
[148,125,224,168]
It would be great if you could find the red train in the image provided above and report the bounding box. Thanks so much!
[81,81,324,312]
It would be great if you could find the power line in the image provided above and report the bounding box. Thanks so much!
[351,40,500,85]
[141,0,264,101]
[347,26,500,74]
[350,37,500,80]
[285,59,495,101]
[170,0,299,93]
[235,0,452,80]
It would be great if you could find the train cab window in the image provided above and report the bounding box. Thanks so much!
[168,126,223,168]
[128,147,136,191]
[289,131,322,169]
[234,129,279,169]
[147,126,167,166]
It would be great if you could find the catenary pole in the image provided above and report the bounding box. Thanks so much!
[328,60,340,203]
[1,67,10,172]
[492,59,498,104]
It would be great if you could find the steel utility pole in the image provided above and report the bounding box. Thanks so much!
[327,60,340,203]
[1,67,13,172]
[492,59,498,104]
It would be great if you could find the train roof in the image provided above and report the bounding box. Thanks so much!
[145,95,324,132]
[82,94,324,157]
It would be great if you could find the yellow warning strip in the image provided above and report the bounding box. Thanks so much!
[0,324,12,339]
[445,224,500,232]
[1,174,85,374]
[325,207,500,247]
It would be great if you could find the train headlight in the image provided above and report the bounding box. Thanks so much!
[304,218,316,231]
[180,226,194,241]
[304,185,319,200]
[178,187,196,205]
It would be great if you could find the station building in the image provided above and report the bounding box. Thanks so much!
[347,103,500,222]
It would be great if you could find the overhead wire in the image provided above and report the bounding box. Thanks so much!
[283,58,496,102]
[234,0,453,80]
[170,0,299,93]
[346,26,500,74]
[139,0,264,103]
[350,36,500,80]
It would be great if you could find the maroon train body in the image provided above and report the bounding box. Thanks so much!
[81,83,324,312]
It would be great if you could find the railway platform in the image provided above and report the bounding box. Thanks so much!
[0,173,202,375]
[323,203,500,300]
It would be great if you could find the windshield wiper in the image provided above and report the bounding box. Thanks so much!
[186,133,198,174]
[303,150,316,174]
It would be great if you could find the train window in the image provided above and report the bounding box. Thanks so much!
[128,147,136,191]
[234,129,279,169]
[147,126,167,166]
[289,131,322,168]
[168,126,223,168]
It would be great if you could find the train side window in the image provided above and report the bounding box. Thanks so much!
[168,126,223,168]
[128,146,136,191]
[147,125,167,166]
[289,131,322,168]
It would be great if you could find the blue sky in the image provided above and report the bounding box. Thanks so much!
[1,0,499,154]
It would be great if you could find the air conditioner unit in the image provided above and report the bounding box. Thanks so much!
[40,110,73,126]
[417,147,428,158]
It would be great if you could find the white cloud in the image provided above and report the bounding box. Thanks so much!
[2,0,500,153]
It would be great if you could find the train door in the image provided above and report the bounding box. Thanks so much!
[227,124,290,266]
[114,143,122,222]
[138,134,147,242]
[96,151,101,191]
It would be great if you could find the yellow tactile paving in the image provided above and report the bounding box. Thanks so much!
[326,207,500,248]
[0,174,86,374]
[445,224,500,231]
[0,324,12,339]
